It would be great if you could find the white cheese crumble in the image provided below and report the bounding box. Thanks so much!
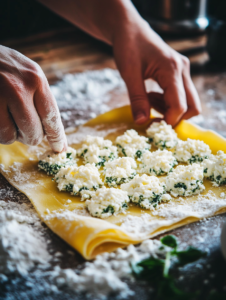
[79,145,118,167]
[79,135,113,149]
[38,147,77,175]
[121,174,170,209]
[165,164,205,197]
[77,135,118,167]
[104,157,137,187]
[55,163,103,195]
[203,151,226,186]
[174,138,211,164]
[115,129,150,159]
[138,149,178,176]
[146,121,178,149]
[81,187,129,218]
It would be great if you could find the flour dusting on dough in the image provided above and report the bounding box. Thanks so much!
[67,124,127,145]
[120,191,226,238]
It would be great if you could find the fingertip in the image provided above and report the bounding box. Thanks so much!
[134,112,149,125]
[50,137,67,153]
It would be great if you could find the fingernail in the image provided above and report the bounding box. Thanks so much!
[135,113,147,124]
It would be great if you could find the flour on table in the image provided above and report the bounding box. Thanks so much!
[0,199,50,279]
[51,69,126,113]
[49,239,168,300]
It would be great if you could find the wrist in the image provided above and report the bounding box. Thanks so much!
[97,0,146,45]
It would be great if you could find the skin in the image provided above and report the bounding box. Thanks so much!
[0,45,67,152]
[0,0,201,151]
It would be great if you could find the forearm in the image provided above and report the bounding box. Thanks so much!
[38,0,145,45]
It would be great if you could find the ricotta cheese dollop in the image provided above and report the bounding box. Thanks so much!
[116,129,150,159]
[174,138,211,164]
[146,121,178,150]
[203,151,226,186]
[81,187,129,218]
[38,147,77,175]
[138,149,178,176]
[55,163,103,195]
[165,164,205,197]
[121,174,170,209]
[77,135,118,167]
[104,157,137,187]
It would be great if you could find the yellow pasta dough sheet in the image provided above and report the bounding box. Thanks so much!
[1,105,226,260]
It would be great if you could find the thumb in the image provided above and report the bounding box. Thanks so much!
[124,73,150,124]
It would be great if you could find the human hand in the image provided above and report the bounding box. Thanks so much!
[113,19,201,126]
[0,45,67,152]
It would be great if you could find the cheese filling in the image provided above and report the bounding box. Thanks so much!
[116,129,150,159]
[121,174,170,209]
[146,121,178,150]
[174,138,211,164]
[138,149,178,176]
[203,151,226,186]
[55,163,103,195]
[38,147,77,175]
[104,157,137,187]
[81,187,129,218]
[78,136,118,167]
[165,164,205,197]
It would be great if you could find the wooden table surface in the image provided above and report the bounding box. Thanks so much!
[1,28,226,299]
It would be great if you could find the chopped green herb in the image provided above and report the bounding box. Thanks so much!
[174,182,187,190]
[66,153,72,159]
[102,205,115,215]
[136,150,142,159]
[65,184,73,193]
[148,137,153,143]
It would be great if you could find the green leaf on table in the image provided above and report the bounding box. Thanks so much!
[157,277,196,300]
[138,257,165,269]
[135,257,165,280]
[174,246,206,266]
[161,235,178,249]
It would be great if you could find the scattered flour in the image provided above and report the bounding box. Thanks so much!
[49,239,167,299]
[0,199,50,279]
[51,69,126,114]
[0,194,171,299]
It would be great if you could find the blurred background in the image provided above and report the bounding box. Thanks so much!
[1,0,226,75]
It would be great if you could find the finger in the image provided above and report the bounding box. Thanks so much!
[180,56,202,120]
[147,92,166,115]
[158,64,187,126]
[0,102,17,145]
[7,92,44,146]
[34,73,67,152]
[123,71,150,124]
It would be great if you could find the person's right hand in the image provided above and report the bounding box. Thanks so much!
[0,45,67,152]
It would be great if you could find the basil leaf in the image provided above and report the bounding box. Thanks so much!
[138,257,165,268]
[174,246,206,266]
[161,235,178,249]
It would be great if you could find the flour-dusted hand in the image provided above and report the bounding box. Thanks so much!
[0,45,67,152]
